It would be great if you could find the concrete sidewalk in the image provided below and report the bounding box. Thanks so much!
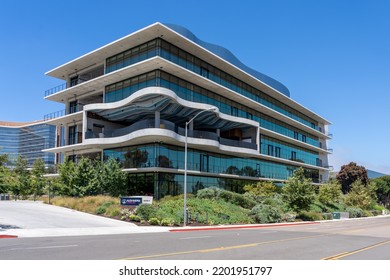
[0,200,170,238]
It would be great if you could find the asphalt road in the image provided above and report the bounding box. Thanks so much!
[1,201,390,260]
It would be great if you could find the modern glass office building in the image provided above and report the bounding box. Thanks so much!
[0,121,56,167]
[43,22,332,198]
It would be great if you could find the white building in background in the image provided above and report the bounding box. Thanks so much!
[43,22,332,198]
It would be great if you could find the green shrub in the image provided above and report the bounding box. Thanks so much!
[96,201,114,215]
[129,214,141,222]
[243,181,280,196]
[136,204,158,220]
[363,210,374,217]
[120,208,134,220]
[160,218,175,226]
[196,187,222,199]
[219,190,256,209]
[96,205,106,215]
[296,211,323,221]
[346,207,364,218]
[309,202,325,213]
[280,212,296,222]
[329,202,346,212]
[262,194,284,207]
[322,213,333,220]
[250,204,281,224]
[243,192,263,204]
[148,217,160,225]
[373,204,386,211]
[371,210,383,216]
[105,205,121,217]
[154,196,253,225]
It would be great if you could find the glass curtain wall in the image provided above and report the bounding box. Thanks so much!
[105,70,320,148]
[0,124,55,167]
[103,143,320,183]
[105,38,319,130]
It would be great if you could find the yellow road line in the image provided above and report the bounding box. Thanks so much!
[122,221,390,260]
[322,252,349,260]
[323,240,390,260]
[121,233,332,260]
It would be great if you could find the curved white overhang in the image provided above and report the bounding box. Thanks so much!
[85,86,259,130]
[43,127,329,172]
[45,22,331,126]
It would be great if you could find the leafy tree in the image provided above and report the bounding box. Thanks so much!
[58,157,76,196]
[336,162,368,194]
[318,180,343,206]
[100,158,127,196]
[0,163,12,193]
[0,154,10,193]
[243,181,279,197]
[0,154,9,167]
[372,175,390,208]
[45,177,62,201]
[345,179,377,210]
[283,167,315,212]
[73,157,99,196]
[12,155,30,198]
[30,159,46,200]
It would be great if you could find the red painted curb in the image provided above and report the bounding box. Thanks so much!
[169,221,320,232]
[0,235,18,239]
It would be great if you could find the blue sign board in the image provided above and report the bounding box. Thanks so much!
[120,197,142,206]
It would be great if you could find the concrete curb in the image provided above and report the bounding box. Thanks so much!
[169,214,390,232]
[0,235,18,239]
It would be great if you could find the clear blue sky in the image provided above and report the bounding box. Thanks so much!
[1,0,389,174]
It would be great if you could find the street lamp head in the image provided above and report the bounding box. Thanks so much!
[187,106,218,126]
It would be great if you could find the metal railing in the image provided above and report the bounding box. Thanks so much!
[44,66,104,98]
[43,109,66,121]
[45,83,67,97]
[220,138,257,150]
[324,165,334,170]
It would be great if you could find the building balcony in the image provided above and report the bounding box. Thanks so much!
[44,109,66,121]
[85,119,258,151]
[45,83,67,97]
[44,66,104,98]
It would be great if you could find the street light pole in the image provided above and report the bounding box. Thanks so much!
[184,106,217,226]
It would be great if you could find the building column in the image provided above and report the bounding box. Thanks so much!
[64,125,69,146]
[155,111,160,128]
[256,126,260,153]
[82,110,87,142]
